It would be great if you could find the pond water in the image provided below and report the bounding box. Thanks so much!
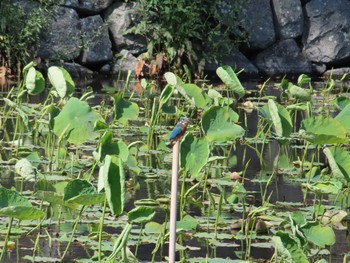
[0,73,349,263]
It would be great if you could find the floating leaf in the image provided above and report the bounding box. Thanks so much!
[300,116,347,144]
[114,92,139,125]
[127,206,155,223]
[180,133,209,179]
[176,215,199,231]
[202,106,244,142]
[53,97,103,144]
[25,67,45,95]
[216,66,245,97]
[144,222,163,234]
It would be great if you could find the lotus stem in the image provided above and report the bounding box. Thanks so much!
[169,141,179,263]
[60,205,85,261]
[98,196,107,263]
[0,217,13,261]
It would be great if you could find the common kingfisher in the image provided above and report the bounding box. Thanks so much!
[168,117,191,147]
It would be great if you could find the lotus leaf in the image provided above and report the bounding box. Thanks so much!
[259,99,292,137]
[334,96,350,110]
[114,92,139,125]
[25,67,45,95]
[301,222,335,247]
[95,131,129,162]
[14,158,36,181]
[48,66,74,98]
[323,146,350,182]
[300,116,347,144]
[98,155,125,215]
[287,85,311,101]
[202,106,244,142]
[53,97,103,144]
[335,103,350,132]
[182,83,207,108]
[127,206,155,223]
[0,187,45,220]
[273,231,309,263]
[64,179,105,206]
[180,133,209,179]
[216,66,245,98]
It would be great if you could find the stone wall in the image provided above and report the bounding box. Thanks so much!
[18,0,350,79]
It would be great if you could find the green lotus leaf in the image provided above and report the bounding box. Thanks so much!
[323,146,350,182]
[0,206,45,220]
[334,96,350,110]
[48,66,74,98]
[53,97,103,144]
[127,206,155,224]
[301,222,335,247]
[96,131,129,162]
[114,92,139,125]
[216,65,245,98]
[287,85,311,101]
[273,231,309,263]
[180,133,209,178]
[300,116,347,144]
[202,106,244,142]
[182,83,207,108]
[14,158,36,181]
[0,187,45,220]
[64,179,105,206]
[25,67,45,95]
[98,155,125,215]
[260,99,293,137]
[335,103,350,132]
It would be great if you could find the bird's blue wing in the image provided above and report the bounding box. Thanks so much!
[169,123,183,140]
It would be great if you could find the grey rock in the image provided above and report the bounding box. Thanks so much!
[323,67,350,78]
[61,62,95,79]
[272,0,303,39]
[311,63,327,75]
[205,49,259,77]
[80,15,113,65]
[104,1,146,55]
[254,39,312,76]
[61,0,114,15]
[237,0,276,50]
[303,0,350,64]
[37,7,81,61]
[112,50,137,76]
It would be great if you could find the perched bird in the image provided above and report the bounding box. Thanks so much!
[168,117,191,147]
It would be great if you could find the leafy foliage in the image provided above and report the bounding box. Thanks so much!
[129,0,245,75]
[0,0,50,70]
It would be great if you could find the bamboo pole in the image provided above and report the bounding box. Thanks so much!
[168,141,180,263]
